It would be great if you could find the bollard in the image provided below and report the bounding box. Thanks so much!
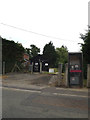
[87,64,90,88]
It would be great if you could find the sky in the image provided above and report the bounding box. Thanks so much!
[0,0,89,53]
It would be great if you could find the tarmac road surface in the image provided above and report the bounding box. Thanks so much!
[2,86,88,118]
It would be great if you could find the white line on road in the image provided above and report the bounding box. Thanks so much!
[2,87,88,98]
[2,87,41,93]
[53,93,88,98]
[56,87,88,92]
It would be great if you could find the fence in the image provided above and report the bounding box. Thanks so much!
[2,61,30,74]
[2,61,90,88]
[2,61,15,74]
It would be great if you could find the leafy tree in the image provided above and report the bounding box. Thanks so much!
[29,44,40,58]
[25,48,30,55]
[43,41,57,67]
[80,28,90,63]
[56,45,68,71]
[80,27,90,78]
[56,45,68,64]
[2,38,25,72]
[25,48,31,59]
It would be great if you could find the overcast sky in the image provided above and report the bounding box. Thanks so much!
[0,0,89,53]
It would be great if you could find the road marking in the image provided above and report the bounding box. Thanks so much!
[53,93,88,98]
[2,87,88,98]
[41,92,88,98]
[56,87,88,92]
[2,87,41,93]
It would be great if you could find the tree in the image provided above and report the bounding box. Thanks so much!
[43,41,57,67]
[29,44,40,58]
[2,38,25,62]
[80,28,90,63]
[2,38,25,72]
[25,48,31,59]
[26,45,40,59]
[80,27,90,78]
[56,45,68,71]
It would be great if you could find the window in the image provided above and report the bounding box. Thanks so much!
[45,63,48,66]
[35,63,38,65]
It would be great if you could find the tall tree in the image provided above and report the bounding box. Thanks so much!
[29,44,40,58]
[25,48,31,59]
[56,45,68,71]
[2,38,25,72]
[2,38,25,62]
[56,45,68,64]
[80,27,90,78]
[43,41,57,67]
[80,28,90,63]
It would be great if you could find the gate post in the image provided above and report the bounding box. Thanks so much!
[40,62,42,73]
[65,63,69,87]
[87,64,90,88]
[58,63,62,86]
[31,62,33,74]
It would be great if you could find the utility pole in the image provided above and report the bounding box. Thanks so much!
[3,61,5,75]
[87,64,90,88]
[0,37,2,75]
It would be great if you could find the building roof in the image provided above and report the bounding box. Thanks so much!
[31,54,48,63]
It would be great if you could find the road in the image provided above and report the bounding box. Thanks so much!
[2,86,88,118]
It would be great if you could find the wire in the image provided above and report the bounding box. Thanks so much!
[0,23,81,43]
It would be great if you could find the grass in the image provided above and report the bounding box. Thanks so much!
[42,68,58,75]
[83,79,87,87]
[53,68,58,73]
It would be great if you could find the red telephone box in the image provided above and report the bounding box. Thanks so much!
[68,52,83,87]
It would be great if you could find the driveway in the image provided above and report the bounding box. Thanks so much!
[2,73,54,89]
[2,73,88,90]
